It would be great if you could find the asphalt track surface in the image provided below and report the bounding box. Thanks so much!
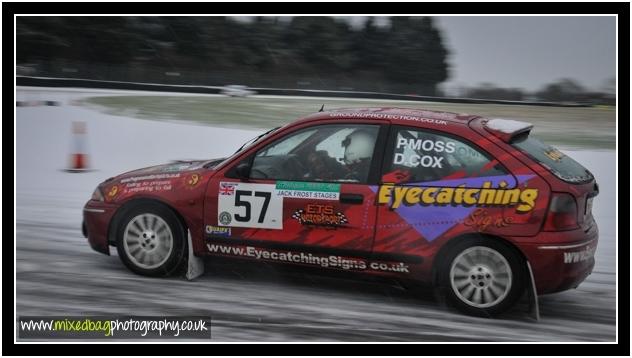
[15,88,617,342]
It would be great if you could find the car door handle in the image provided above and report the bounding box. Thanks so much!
[339,193,364,205]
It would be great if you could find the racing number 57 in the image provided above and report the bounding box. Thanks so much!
[234,190,271,223]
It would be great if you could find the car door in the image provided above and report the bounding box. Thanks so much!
[204,122,388,256]
[374,125,524,258]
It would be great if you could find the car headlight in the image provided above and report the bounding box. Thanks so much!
[91,187,104,201]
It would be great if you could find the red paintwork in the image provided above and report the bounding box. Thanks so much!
[83,108,598,294]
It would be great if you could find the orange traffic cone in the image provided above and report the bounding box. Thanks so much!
[64,121,92,172]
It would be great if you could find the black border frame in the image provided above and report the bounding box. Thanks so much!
[5,2,629,356]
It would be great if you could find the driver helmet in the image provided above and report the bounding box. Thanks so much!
[342,129,376,165]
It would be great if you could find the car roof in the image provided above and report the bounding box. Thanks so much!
[299,107,478,128]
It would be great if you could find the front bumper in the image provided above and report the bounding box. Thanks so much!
[83,201,118,255]
[518,223,598,294]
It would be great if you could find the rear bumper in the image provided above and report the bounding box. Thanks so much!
[83,202,118,255]
[518,223,598,294]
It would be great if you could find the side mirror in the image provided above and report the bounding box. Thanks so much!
[235,162,251,179]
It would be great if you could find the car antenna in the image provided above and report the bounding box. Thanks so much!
[319,104,325,112]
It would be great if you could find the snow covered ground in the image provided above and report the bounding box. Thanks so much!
[15,88,617,341]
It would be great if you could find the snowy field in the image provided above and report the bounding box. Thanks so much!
[15,88,617,341]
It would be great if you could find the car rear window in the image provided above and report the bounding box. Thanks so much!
[511,133,593,184]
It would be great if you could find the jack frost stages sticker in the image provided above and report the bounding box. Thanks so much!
[275,181,340,200]
[218,182,283,229]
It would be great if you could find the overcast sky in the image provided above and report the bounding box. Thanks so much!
[235,16,616,93]
[432,16,616,92]
[342,16,616,92]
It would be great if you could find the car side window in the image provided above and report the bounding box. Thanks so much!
[251,124,380,183]
[382,127,507,183]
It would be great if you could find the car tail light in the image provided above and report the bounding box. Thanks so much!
[544,193,578,231]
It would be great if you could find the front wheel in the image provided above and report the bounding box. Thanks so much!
[115,203,187,277]
[438,238,526,317]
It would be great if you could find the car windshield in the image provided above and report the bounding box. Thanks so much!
[210,127,280,170]
[511,132,593,184]
[234,127,280,154]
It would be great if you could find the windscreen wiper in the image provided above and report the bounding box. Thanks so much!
[234,126,280,154]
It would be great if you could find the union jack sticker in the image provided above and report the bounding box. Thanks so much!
[219,182,237,195]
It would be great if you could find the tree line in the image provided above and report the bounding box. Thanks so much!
[459,78,615,105]
[16,16,450,95]
[16,16,614,104]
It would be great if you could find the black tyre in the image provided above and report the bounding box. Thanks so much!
[115,203,187,277]
[437,237,526,317]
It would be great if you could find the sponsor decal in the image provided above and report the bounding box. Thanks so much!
[123,180,172,193]
[206,242,410,273]
[563,246,596,264]
[163,164,192,172]
[544,148,565,162]
[205,225,231,237]
[218,182,283,229]
[276,181,340,201]
[134,162,203,175]
[218,211,232,225]
[371,175,536,242]
[368,261,409,273]
[184,173,201,188]
[292,204,349,227]
[106,185,119,200]
[328,112,448,125]
[120,173,180,183]
[378,180,538,213]
[463,208,513,232]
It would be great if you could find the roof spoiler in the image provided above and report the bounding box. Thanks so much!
[484,118,534,143]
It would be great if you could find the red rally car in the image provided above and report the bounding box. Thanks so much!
[83,108,599,316]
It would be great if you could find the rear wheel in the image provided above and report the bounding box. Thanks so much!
[115,203,186,277]
[438,237,526,317]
